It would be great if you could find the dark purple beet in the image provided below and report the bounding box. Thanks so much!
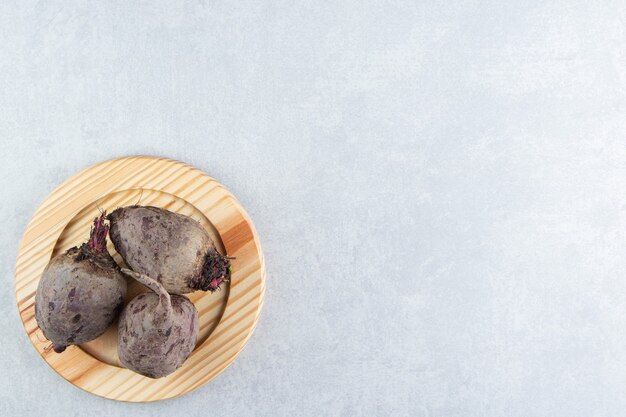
[108,206,231,294]
[118,268,198,378]
[35,213,127,353]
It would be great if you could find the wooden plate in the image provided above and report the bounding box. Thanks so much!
[14,156,265,402]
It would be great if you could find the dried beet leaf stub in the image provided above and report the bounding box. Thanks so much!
[195,248,232,292]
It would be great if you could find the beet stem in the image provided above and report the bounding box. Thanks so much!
[121,268,173,318]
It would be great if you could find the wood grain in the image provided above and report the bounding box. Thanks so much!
[14,156,265,402]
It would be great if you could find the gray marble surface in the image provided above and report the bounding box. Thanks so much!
[2,1,626,416]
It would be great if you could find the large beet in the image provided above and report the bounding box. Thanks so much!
[118,269,199,378]
[35,214,127,353]
[108,206,231,294]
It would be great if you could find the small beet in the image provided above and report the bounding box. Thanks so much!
[118,268,199,379]
[108,206,231,294]
[35,213,127,353]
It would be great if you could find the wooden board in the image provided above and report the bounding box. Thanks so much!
[14,156,265,402]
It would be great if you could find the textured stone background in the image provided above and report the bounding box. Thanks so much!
[2,1,626,416]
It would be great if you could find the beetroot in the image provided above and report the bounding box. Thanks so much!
[118,268,199,378]
[35,213,127,353]
[108,206,231,294]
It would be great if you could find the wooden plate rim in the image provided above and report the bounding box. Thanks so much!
[14,155,265,402]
